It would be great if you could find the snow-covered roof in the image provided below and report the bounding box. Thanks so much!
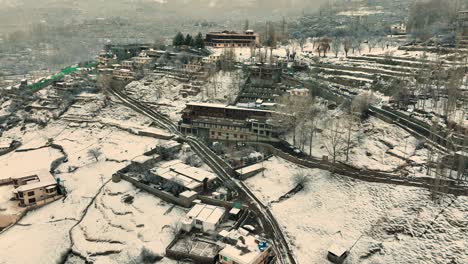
[15,171,56,192]
[229,208,241,215]
[160,140,181,148]
[187,102,275,114]
[328,244,348,257]
[236,163,264,175]
[151,161,217,190]
[219,229,269,264]
[131,155,154,164]
[0,139,13,149]
[184,203,225,225]
[179,190,198,199]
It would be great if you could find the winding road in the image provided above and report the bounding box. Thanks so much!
[107,84,298,264]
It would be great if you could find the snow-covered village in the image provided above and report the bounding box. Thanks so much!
[0,0,467,264]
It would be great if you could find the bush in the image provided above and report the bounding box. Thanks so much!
[183,154,202,167]
[138,247,162,264]
[292,172,311,191]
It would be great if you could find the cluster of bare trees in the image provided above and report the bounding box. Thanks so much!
[275,95,325,155]
[311,35,393,58]
[275,89,375,165]
[392,53,466,126]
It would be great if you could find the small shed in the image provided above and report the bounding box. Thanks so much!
[327,244,349,264]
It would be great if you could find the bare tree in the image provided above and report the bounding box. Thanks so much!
[352,37,362,55]
[317,37,331,57]
[181,238,194,255]
[331,36,341,58]
[323,118,346,163]
[304,102,324,156]
[343,37,352,57]
[343,115,358,162]
[275,95,311,146]
[169,221,182,238]
[367,38,378,53]
[444,67,463,120]
[87,147,103,162]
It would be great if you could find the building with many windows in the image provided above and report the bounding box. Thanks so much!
[179,102,287,142]
[205,30,260,48]
[10,171,59,206]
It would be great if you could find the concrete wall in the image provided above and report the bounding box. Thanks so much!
[117,173,194,208]
[166,238,217,264]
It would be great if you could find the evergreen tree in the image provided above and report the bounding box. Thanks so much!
[173,32,184,46]
[185,34,194,46]
[194,32,205,49]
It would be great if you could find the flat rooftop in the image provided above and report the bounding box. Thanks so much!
[219,229,270,264]
[14,171,56,192]
[185,203,226,225]
[187,102,275,114]
[151,160,217,190]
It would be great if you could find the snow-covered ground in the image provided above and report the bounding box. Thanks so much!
[125,70,241,122]
[0,97,184,264]
[245,156,468,264]
[287,108,429,173]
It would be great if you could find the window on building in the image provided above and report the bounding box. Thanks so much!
[218,132,221,136]
[240,135,244,139]
[27,191,34,196]
[211,131,215,135]
[234,134,237,138]
[195,220,203,225]
[28,198,36,204]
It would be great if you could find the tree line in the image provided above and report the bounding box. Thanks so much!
[172,32,205,49]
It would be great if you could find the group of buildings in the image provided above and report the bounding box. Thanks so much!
[114,136,274,263]
[166,201,274,264]
[98,49,153,81]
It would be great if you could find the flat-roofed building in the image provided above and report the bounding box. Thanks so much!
[150,160,217,193]
[112,68,135,80]
[181,203,226,232]
[10,171,59,206]
[180,102,288,142]
[205,30,259,48]
[218,229,273,264]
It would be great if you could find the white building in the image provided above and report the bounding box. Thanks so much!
[9,171,59,206]
[181,203,226,232]
[218,229,273,264]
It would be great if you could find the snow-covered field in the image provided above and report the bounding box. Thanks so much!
[0,98,185,264]
[245,156,468,264]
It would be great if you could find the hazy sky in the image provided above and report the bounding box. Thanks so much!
[0,0,327,35]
